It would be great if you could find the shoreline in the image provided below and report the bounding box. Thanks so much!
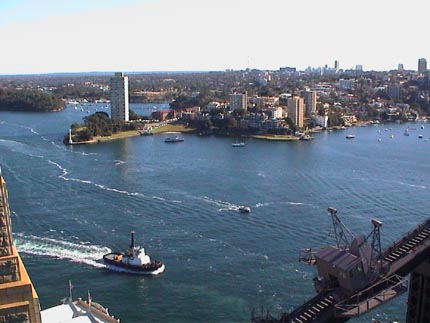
[252,134,300,141]
[64,120,398,145]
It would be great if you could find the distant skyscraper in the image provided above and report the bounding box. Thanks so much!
[398,64,404,72]
[302,90,317,116]
[418,58,427,75]
[110,72,129,121]
[334,60,339,70]
[287,96,304,128]
[229,91,248,111]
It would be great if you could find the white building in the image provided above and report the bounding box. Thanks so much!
[110,72,129,121]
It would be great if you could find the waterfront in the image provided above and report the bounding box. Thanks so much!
[0,105,430,323]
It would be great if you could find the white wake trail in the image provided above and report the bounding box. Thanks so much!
[14,233,110,268]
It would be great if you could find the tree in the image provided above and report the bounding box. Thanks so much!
[285,117,297,133]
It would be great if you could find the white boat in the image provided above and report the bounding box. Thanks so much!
[103,231,165,275]
[238,206,251,213]
[345,134,355,139]
[300,134,314,141]
[404,129,410,136]
[232,142,245,147]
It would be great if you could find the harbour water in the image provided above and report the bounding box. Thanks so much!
[0,105,429,323]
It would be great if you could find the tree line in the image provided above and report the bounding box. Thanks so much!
[0,88,64,112]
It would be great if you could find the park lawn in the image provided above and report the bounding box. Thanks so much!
[96,130,140,142]
[253,134,299,141]
[151,123,196,134]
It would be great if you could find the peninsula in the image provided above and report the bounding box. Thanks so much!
[0,88,64,112]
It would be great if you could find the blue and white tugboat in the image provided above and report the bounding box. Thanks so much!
[103,231,165,275]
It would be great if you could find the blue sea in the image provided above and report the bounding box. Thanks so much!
[1,104,430,323]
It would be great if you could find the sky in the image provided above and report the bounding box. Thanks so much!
[0,0,429,74]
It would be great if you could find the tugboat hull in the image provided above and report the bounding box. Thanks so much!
[103,253,165,275]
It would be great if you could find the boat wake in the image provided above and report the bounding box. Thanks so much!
[0,139,44,159]
[13,233,110,268]
[399,181,427,189]
[201,196,248,212]
[47,159,178,204]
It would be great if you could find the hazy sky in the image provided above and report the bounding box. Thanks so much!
[0,0,428,74]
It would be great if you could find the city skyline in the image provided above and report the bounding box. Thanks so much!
[0,0,429,75]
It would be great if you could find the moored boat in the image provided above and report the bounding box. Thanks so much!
[345,134,355,139]
[103,231,165,275]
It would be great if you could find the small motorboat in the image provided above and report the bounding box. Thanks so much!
[232,142,245,147]
[164,136,184,143]
[238,206,251,213]
[103,231,165,275]
[345,134,355,139]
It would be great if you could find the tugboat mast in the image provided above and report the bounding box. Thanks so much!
[130,231,135,249]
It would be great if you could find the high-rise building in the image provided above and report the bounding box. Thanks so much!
[334,60,339,70]
[398,64,404,72]
[110,72,129,122]
[229,91,248,111]
[0,175,41,323]
[302,90,317,116]
[418,58,427,75]
[386,83,401,99]
[287,96,304,128]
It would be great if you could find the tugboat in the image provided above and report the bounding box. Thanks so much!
[103,231,165,275]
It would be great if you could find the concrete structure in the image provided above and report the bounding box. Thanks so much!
[313,114,328,128]
[406,259,430,323]
[303,90,317,115]
[229,92,248,111]
[0,176,41,323]
[338,79,355,91]
[418,58,427,75]
[287,96,304,128]
[386,83,401,99]
[110,72,129,121]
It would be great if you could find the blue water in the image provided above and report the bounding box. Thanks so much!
[1,105,430,323]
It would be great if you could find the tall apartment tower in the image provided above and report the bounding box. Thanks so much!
[229,91,248,111]
[287,96,304,128]
[334,60,339,70]
[110,72,129,122]
[0,174,41,323]
[303,90,317,116]
[418,58,427,75]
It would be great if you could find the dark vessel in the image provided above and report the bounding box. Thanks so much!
[164,136,184,143]
[103,231,165,275]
